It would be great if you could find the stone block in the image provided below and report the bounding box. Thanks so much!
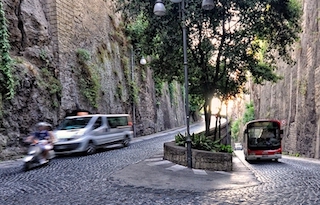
[163,141,232,171]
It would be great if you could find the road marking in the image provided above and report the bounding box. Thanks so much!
[214,171,232,175]
[166,164,187,172]
[147,160,171,166]
[192,169,208,175]
[145,158,163,162]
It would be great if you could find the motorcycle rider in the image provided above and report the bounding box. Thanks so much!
[26,122,56,164]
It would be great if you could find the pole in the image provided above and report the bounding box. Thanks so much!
[226,102,230,145]
[131,47,136,138]
[182,0,192,168]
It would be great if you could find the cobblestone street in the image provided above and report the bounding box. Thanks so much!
[1,124,320,205]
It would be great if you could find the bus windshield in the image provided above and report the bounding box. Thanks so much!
[246,121,281,150]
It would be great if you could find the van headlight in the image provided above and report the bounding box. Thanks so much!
[72,130,86,139]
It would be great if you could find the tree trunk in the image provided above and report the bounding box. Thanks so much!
[218,115,221,140]
[214,115,218,141]
[204,96,211,137]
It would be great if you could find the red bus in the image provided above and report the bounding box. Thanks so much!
[243,119,283,162]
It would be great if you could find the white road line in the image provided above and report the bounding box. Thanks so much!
[192,169,208,175]
[214,171,232,175]
[147,160,171,166]
[145,158,163,162]
[166,164,187,172]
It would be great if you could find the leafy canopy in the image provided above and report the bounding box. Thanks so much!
[116,0,302,134]
[116,0,302,86]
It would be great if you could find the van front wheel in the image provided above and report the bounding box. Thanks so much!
[86,142,96,155]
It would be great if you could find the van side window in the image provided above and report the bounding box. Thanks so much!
[118,117,128,126]
[93,117,102,129]
[107,116,128,128]
[108,118,117,128]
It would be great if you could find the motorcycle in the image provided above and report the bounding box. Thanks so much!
[23,140,54,171]
[23,122,56,171]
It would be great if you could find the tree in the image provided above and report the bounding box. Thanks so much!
[116,0,302,136]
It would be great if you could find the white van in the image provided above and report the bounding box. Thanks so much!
[53,114,133,155]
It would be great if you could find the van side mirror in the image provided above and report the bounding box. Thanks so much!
[280,130,283,134]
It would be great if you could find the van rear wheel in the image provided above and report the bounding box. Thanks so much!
[122,137,130,147]
[23,162,31,171]
[86,142,96,155]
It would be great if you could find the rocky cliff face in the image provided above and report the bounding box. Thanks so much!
[252,0,320,158]
[0,0,189,160]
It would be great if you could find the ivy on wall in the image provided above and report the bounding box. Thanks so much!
[168,82,177,107]
[0,1,15,99]
[76,48,101,108]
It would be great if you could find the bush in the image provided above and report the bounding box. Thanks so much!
[175,132,232,153]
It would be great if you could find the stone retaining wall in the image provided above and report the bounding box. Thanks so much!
[163,141,232,171]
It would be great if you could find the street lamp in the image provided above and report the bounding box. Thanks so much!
[140,56,147,65]
[153,0,214,168]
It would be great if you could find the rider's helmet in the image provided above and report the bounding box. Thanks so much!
[36,122,52,130]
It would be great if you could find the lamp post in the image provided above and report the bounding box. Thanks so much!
[131,47,147,138]
[153,0,214,169]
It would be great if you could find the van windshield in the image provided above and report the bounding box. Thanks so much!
[57,117,92,130]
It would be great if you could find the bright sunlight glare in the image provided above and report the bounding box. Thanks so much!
[211,98,234,116]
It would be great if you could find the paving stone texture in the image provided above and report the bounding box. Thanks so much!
[1,124,320,205]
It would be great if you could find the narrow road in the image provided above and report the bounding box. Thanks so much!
[1,121,320,204]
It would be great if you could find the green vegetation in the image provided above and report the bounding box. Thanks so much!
[39,49,50,67]
[124,12,149,52]
[0,1,15,99]
[175,132,232,153]
[298,78,307,96]
[231,119,242,142]
[77,48,91,62]
[231,101,255,141]
[129,80,139,104]
[121,56,130,81]
[37,49,62,107]
[168,82,176,106]
[116,82,123,101]
[37,67,62,108]
[117,0,303,137]
[140,68,146,81]
[76,48,101,108]
[154,77,163,98]
[243,101,255,123]
[283,151,300,157]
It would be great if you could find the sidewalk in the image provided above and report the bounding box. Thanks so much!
[110,151,260,191]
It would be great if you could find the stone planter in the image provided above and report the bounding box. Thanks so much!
[163,141,232,171]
